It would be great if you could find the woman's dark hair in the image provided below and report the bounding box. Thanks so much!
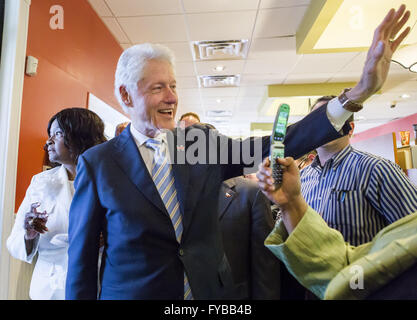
[45,107,107,163]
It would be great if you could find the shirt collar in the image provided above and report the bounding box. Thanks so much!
[130,124,167,146]
[312,144,353,169]
[311,155,321,169]
[332,144,352,168]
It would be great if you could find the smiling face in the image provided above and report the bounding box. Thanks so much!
[127,59,178,137]
[46,119,75,165]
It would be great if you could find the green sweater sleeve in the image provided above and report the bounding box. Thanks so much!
[264,207,373,299]
[265,207,417,299]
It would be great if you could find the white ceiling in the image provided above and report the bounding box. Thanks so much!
[88,0,417,138]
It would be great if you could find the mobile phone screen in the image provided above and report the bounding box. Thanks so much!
[272,104,290,142]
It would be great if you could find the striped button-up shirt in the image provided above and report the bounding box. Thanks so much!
[300,145,417,245]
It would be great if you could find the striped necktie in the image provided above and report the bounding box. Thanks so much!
[145,138,193,300]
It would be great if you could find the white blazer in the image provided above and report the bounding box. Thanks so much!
[7,165,74,300]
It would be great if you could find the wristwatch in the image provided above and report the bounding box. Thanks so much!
[338,88,363,112]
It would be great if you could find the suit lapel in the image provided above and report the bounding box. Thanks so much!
[111,125,168,216]
[218,179,237,220]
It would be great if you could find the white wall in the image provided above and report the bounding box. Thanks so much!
[88,93,130,139]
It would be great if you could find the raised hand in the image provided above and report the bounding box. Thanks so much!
[348,4,411,103]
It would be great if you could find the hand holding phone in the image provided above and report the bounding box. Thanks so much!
[270,104,290,188]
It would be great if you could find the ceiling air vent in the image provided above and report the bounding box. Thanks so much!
[198,75,240,88]
[192,40,249,60]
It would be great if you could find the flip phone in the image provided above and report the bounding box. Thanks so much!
[270,103,290,188]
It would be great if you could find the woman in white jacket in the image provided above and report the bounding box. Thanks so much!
[7,108,106,300]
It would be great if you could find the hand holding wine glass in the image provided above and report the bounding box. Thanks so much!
[24,202,49,240]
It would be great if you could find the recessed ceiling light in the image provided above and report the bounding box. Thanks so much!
[216,99,223,103]
[400,93,411,99]
[214,65,225,72]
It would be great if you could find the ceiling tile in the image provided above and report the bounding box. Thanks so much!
[195,60,245,76]
[177,102,204,110]
[233,110,260,118]
[240,74,285,86]
[178,96,202,105]
[253,6,308,38]
[236,96,264,108]
[290,52,358,74]
[238,86,267,97]
[328,72,361,83]
[182,0,260,13]
[383,79,417,93]
[339,52,367,73]
[200,87,240,98]
[236,105,263,114]
[284,73,334,84]
[118,15,188,43]
[244,56,300,75]
[369,91,414,104]
[330,56,408,83]
[102,17,130,43]
[175,62,196,77]
[389,62,414,74]
[260,0,311,9]
[160,42,194,62]
[380,72,417,86]
[176,76,199,89]
[177,98,203,114]
[201,96,237,108]
[177,88,201,99]
[354,96,417,128]
[244,38,301,76]
[105,0,182,16]
[186,11,257,41]
[248,37,297,59]
[88,0,113,17]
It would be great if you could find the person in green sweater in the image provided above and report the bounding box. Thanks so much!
[257,155,417,299]
[255,5,417,300]
[257,158,417,299]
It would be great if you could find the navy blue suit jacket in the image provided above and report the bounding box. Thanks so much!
[218,177,281,299]
[66,105,349,299]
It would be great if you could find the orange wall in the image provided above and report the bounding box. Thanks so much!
[16,0,123,211]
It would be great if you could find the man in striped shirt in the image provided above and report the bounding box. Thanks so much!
[300,96,417,246]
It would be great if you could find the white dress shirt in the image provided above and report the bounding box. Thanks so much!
[130,125,171,174]
[326,98,353,132]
